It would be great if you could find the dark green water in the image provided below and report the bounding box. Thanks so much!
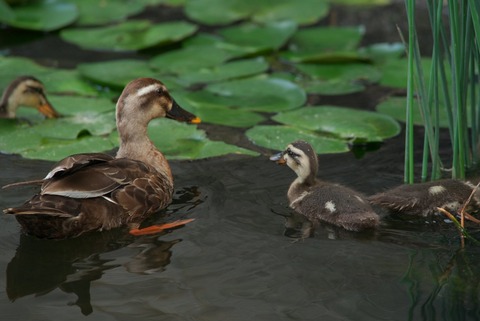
[1,133,480,320]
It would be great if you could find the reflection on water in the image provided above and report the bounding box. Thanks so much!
[6,223,182,315]
[2,149,480,320]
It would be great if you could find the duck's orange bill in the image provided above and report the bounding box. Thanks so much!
[38,102,61,118]
[129,218,195,236]
[189,117,201,124]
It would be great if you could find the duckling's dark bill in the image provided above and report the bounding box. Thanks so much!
[270,152,286,164]
[167,100,201,124]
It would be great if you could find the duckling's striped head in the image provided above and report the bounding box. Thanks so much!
[270,140,318,184]
[0,75,60,119]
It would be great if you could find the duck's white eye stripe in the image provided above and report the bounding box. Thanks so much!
[136,84,158,97]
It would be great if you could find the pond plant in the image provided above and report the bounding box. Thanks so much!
[0,0,403,161]
[403,0,480,183]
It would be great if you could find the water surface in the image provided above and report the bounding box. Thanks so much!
[1,135,479,321]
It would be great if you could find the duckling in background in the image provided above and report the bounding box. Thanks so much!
[270,140,380,234]
[368,179,480,217]
[4,78,200,239]
[0,75,60,119]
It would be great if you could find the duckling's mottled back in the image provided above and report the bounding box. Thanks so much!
[368,179,480,216]
[272,140,379,232]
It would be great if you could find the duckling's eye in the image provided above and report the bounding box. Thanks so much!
[25,86,43,94]
[155,88,165,95]
[286,148,300,158]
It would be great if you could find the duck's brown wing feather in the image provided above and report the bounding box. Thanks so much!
[45,153,115,179]
[41,158,162,198]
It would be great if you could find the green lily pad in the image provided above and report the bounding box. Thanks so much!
[60,20,198,51]
[358,42,405,62]
[174,91,265,127]
[0,0,78,31]
[21,136,115,161]
[0,56,99,96]
[49,95,115,116]
[246,125,349,153]
[71,0,148,26]
[109,119,258,159]
[0,121,42,153]
[375,96,452,128]
[283,26,365,63]
[273,106,401,141]
[78,59,158,89]
[218,21,297,55]
[379,58,443,89]
[204,75,306,112]
[295,63,382,95]
[330,0,390,4]
[149,45,238,75]
[184,0,328,26]
[177,57,269,85]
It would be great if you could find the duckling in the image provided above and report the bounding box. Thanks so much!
[3,78,200,239]
[0,76,60,119]
[368,179,480,217]
[271,140,380,233]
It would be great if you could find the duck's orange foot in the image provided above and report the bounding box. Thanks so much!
[129,218,195,236]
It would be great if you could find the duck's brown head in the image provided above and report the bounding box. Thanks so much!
[116,78,201,126]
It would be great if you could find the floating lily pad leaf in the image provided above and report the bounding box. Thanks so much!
[375,96,452,128]
[295,63,382,95]
[181,33,253,59]
[185,0,328,26]
[60,20,197,51]
[196,140,258,158]
[78,59,158,89]
[330,0,390,4]
[283,26,365,63]
[0,119,114,160]
[205,75,306,112]
[174,91,265,127]
[0,122,44,154]
[0,0,78,31]
[379,58,441,89]
[0,1,15,22]
[0,56,47,88]
[358,42,404,62]
[71,0,147,26]
[252,0,329,26]
[184,0,252,25]
[40,70,99,96]
[21,136,115,161]
[149,45,236,75]
[302,80,366,95]
[246,125,349,153]
[48,95,115,115]
[178,57,269,85]
[110,119,258,159]
[26,111,115,139]
[0,56,98,96]
[218,21,297,55]
[273,106,401,141]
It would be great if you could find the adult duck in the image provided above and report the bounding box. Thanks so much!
[0,75,60,119]
[271,140,379,234]
[4,78,200,239]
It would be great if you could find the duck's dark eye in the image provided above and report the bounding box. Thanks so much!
[156,88,165,95]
